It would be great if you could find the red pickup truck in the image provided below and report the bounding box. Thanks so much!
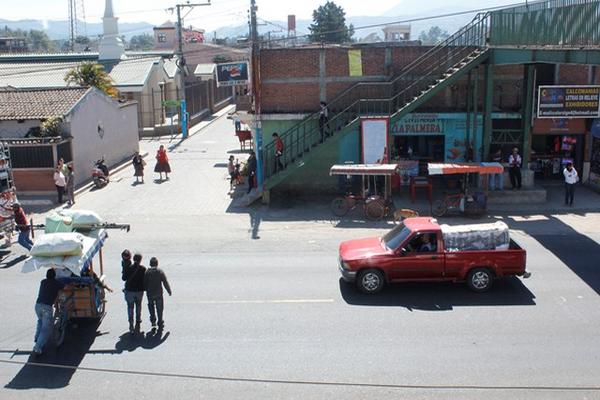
[338,217,530,294]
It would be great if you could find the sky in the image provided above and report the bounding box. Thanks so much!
[2,0,526,31]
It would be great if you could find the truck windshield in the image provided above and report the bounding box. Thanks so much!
[382,223,412,250]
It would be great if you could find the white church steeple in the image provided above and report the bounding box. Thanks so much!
[98,0,124,60]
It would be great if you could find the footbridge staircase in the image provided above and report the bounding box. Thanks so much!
[262,0,600,192]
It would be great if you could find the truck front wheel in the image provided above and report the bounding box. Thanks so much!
[467,268,494,292]
[357,269,385,294]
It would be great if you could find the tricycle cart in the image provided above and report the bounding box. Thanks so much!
[329,164,398,220]
[428,162,503,218]
[22,210,129,347]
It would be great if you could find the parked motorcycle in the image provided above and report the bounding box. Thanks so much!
[92,158,109,188]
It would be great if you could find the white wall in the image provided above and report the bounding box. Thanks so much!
[68,90,139,186]
[0,119,40,138]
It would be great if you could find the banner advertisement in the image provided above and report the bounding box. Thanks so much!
[215,62,249,87]
[537,85,600,118]
[348,50,363,77]
[361,118,388,164]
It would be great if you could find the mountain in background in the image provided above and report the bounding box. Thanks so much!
[0,0,519,43]
[0,19,153,40]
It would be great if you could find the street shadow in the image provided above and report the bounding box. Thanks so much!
[114,328,170,353]
[510,215,600,295]
[213,163,228,168]
[4,320,103,390]
[167,138,185,152]
[339,278,536,311]
[249,209,261,240]
[0,254,28,269]
[153,179,165,185]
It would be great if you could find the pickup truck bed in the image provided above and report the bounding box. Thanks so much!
[339,217,530,294]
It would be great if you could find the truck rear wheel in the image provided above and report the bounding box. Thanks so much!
[467,268,493,292]
[357,269,385,294]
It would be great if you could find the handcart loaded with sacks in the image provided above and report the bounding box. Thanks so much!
[22,209,130,346]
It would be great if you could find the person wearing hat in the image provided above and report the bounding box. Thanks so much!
[12,203,33,250]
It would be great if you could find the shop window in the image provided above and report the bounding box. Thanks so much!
[158,33,167,43]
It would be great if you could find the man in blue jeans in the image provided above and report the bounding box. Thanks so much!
[143,257,172,329]
[12,203,33,250]
[122,253,146,333]
[33,268,65,355]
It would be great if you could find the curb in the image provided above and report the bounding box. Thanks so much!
[188,104,235,139]
[74,152,149,196]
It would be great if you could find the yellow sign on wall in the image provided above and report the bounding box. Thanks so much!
[348,50,363,77]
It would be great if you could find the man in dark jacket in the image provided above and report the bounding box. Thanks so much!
[143,257,172,329]
[12,203,33,250]
[33,268,65,355]
[122,253,146,333]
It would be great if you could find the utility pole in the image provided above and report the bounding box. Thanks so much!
[250,0,264,189]
[169,1,211,137]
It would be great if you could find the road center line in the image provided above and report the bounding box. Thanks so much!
[175,299,335,305]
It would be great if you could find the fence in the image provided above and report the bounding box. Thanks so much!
[5,137,72,169]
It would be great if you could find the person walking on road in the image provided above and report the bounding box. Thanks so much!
[122,252,146,333]
[563,162,579,206]
[272,132,284,173]
[154,145,171,181]
[12,203,33,251]
[508,147,522,190]
[246,151,257,194]
[33,268,65,356]
[53,165,66,203]
[319,101,329,143]
[65,163,75,206]
[132,151,145,184]
[143,257,172,329]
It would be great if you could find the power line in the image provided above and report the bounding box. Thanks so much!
[256,0,547,45]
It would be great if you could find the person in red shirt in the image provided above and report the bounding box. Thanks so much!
[12,203,33,250]
[272,132,284,172]
[154,145,172,181]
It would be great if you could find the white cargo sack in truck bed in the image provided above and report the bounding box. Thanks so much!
[58,209,103,228]
[29,232,85,257]
[441,221,509,252]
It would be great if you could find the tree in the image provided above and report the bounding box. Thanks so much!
[75,35,90,45]
[2,27,56,52]
[418,26,450,45]
[64,62,118,98]
[308,1,354,44]
[212,54,232,63]
[129,34,154,51]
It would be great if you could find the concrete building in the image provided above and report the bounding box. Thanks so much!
[153,21,206,51]
[0,0,181,136]
[382,25,411,42]
[0,87,138,193]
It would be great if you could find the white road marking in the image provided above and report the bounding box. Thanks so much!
[176,299,335,305]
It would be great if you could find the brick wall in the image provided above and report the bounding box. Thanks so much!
[559,64,591,84]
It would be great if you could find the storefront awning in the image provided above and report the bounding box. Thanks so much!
[428,162,503,175]
[330,164,399,176]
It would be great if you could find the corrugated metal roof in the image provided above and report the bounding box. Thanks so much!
[0,56,163,89]
[194,63,215,76]
[0,87,89,120]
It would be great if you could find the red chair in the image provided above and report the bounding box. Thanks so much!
[410,177,432,204]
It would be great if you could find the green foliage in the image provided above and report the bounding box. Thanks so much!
[308,1,354,44]
[212,54,233,63]
[2,26,56,52]
[75,35,90,45]
[129,34,154,51]
[41,117,63,137]
[64,62,118,98]
[418,26,450,45]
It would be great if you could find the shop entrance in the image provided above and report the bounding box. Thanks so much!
[531,134,584,179]
[391,135,444,174]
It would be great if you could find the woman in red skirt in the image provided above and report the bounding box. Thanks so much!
[154,145,171,181]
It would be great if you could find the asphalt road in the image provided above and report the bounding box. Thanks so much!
[1,114,600,400]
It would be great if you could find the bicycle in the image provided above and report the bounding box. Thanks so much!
[432,191,465,217]
[53,291,73,347]
[331,193,387,220]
